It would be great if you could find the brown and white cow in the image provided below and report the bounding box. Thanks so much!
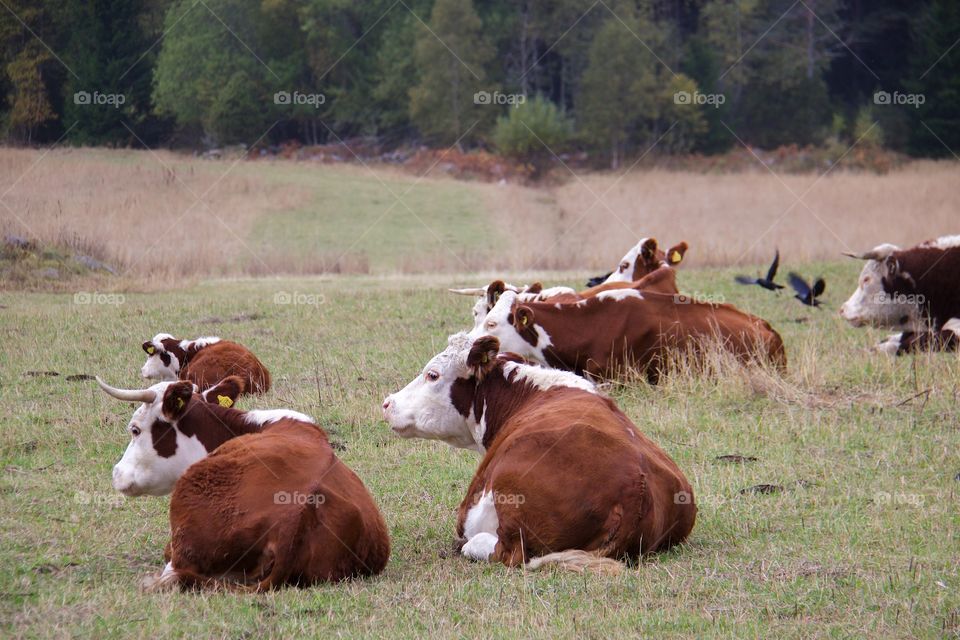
[593,237,688,286]
[382,333,695,572]
[472,288,785,383]
[141,333,271,394]
[97,377,389,589]
[458,250,685,331]
[840,235,959,332]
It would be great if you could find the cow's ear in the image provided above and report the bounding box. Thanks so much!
[162,381,193,419]
[142,341,156,355]
[487,280,507,306]
[640,237,659,261]
[202,376,245,408]
[526,282,543,295]
[467,336,500,374]
[667,242,688,266]
[514,306,535,330]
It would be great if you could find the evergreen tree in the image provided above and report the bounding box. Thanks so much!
[576,9,663,168]
[63,0,155,145]
[409,0,495,146]
[906,0,960,156]
[0,1,65,143]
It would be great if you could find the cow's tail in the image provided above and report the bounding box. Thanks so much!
[525,550,625,576]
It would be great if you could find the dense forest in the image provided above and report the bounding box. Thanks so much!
[1,0,958,166]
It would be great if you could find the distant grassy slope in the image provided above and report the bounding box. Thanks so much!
[1,263,958,638]
[244,163,499,274]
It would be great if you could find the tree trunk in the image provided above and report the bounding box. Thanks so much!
[519,2,531,96]
[806,0,816,80]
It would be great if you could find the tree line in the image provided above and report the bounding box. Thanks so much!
[1,0,958,167]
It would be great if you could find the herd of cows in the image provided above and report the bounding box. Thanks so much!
[93,234,959,590]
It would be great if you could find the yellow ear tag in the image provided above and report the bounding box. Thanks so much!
[521,316,528,326]
[175,397,185,410]
[146,346,155,354]
[481,353,489,364]
[217,395,234,408]
[670,250,681,263]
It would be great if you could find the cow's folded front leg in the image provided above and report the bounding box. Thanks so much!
[461,533,498,561]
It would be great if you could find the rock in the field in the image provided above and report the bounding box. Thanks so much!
[74,255,117,274]
[4,235,34,250]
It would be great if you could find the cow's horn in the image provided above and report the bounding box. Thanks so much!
[842,251,873,260]
[96,377,157,403]
[448,287,487,296]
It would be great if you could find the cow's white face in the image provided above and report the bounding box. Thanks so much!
[112,381,206,497]
[382,333,478,449]
[141,333,180,380]
[603,239,649,284]
[840,248,920,330]
[470,291,551,364]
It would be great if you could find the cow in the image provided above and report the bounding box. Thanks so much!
[456,258,684,331]
[141,333,271,394]
[381,333,696,573]
[96,377,389,590]
[472,287,786,383]
[588,237,688,287]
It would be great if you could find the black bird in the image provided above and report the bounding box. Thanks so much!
[735,249,784,290]
[788,272,826,307]
[585,271,613,288]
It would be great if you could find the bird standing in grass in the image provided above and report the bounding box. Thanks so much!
[735,250,785,291]
[788,272,826,307]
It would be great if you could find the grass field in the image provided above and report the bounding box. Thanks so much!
[2,262,959,638]
[3,148,960,283]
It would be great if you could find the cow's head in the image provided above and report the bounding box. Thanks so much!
[98,376,243,497]
[470,290,548,364]
[840,244,921,330]
[603,238,687,284]
[140,333,185,380]
[381,332,487,448]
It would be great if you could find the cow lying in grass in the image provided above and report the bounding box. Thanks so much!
[382,333,695,573]
[98,376,389,590]
[454,239,687,330]
[473,287,785,383]
[141,333,271,395]
[585,237,688,287]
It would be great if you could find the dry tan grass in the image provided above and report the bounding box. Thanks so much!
[2,147,958,283]
[0,147,310,282]
[487,161,960,271]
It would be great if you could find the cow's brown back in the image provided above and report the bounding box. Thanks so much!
[455,389,695,565]
[181,341,272,394]
[168,419,389,589]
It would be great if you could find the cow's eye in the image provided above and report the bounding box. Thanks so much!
[130,426,141,437]
[620,261,629,271]
[485,320,497,329]
[425,371,440,382]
